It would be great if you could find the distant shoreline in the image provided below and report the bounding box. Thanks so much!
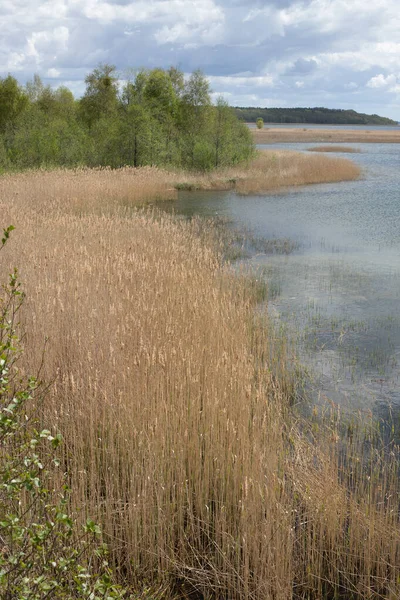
[247,122,399,127]
[235,106,397,126]
[252,127,400,144]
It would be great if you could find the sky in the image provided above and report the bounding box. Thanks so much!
[1,0,399,120]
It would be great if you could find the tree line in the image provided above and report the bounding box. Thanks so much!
[235,106,397,125]
[0,65,254,172]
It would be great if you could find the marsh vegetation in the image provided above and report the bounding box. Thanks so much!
[168,149,360,194]
[1,165,399,599]
[253,127,400,144]
[308,145,361,153]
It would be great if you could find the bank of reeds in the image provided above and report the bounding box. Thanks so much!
[1,167,399,599]
[172,150,361,194]
[253,127,400,144]
[308,145,361,153]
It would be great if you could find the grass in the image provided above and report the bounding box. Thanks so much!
[1,167,399,599]
[308,145,361,153]
[170,149,361,194]
[253,127,400,144]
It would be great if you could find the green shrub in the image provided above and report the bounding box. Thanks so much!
[192,140,214,171]
[0,136,9,169]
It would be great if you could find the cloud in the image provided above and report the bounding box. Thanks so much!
[345,82,358,90]
[27,26,69,61]
[286,58,318,75]
[47,67,61,78]
[0,0,399,119]
[367,73,397,88]
[79,0,224,26]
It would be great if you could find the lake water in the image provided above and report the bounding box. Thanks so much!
[246,123,400,130]
[167,143,400,433]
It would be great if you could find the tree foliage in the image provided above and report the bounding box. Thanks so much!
[0,65,253,172]
[79,64,119,129]
[0,75,28,133]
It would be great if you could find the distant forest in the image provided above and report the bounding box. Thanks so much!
[234,106,398,125]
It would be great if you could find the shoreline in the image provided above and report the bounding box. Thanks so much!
[252,126,400,144]
[170,149,361,194]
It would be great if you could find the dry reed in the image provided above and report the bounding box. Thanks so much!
[308,145,361,153]
[0,167,399,599]
[171,149,361,194]
[252,127,400,144]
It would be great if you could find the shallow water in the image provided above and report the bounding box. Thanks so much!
[167,143,400,430]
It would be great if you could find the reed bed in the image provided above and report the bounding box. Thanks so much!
[1,167,399,599]
[172,150,361,194]
[252,127,400,144]
[308,145,361,153]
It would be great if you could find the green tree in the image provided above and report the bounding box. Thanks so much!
[119,104,152,167]
[0,67,254,172]
[53,86,77,119]
[0,136,9,169]
[86,115,121,167]
[79,64,119,129]
[0,75,28,133]
[120,69,149,108]
[212,97,236,168]
[256,117,264,129]
[182,69,211,110]
[8,105,87,168]
[25,74,44,103]
[36,85,57,114]
[143,68,177,119]
[167,66,185,97]
[180,70,212,169]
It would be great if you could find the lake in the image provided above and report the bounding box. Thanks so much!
[167,143,400,434]
[246,123,400,130]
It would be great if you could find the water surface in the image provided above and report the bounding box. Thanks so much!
[168,143,400,429]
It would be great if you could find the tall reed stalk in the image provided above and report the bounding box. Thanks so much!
[0,167,398,599]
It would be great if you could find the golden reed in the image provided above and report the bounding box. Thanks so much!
[0,164,398,599]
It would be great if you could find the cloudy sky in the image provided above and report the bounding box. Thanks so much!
[1,0,399,120]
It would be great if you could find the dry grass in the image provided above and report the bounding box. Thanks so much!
[1,167,399,599]
[308,145,361,153]
[171,150,361,194]
[252,127,400,144]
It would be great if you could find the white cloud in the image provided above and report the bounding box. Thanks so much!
[367,73,397,88]
[26,26,69,62]
[243,5,285,37]
[209,74,275,88]
[154,20,224,46]
[0,0,400,119]
[6,52,26,71]
[79,0,224,26]
[47,67,60,77]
